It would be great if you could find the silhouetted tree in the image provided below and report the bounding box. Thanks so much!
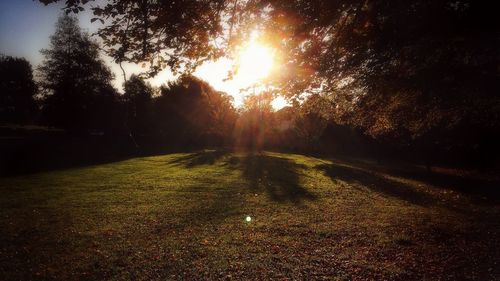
[38,14,119,132]
[0,55,37,124]
[235,92,275,151]
[154,75,236,147]
[39,1,500,165]
[123,74,154,136]
[235,93,329,152]
[292,97,328,151]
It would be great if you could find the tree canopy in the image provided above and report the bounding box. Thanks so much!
[38,14,119,131]
[154,75,237,146]
[0,55,38,123]
[38,0,499,140]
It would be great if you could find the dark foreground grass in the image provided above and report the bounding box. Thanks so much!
[0,151,499,280]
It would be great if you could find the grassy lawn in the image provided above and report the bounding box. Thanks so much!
[0,150,499,280]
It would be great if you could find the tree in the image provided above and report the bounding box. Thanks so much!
[39,0,500,162]
[292,95,328,151]
[234,93,329,152]
[38,14,118,132]
[235,92,275,151]
[154,75,236,147]
[40,0,228,77]
[0,55,37,123]
[123,74,154,136]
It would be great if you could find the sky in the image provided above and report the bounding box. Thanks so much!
[0,0,288,108]
[0,1,142,87]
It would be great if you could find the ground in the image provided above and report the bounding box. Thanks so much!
[0,150,499,280]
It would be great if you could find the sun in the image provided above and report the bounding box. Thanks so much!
[236,42,274,85]
[191,39,277,107]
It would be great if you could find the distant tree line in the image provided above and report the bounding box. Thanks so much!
[1,12,499,168]
[0,15,241,150]
[0,55,37,123]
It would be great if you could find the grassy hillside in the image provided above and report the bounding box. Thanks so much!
[0,151,499,280]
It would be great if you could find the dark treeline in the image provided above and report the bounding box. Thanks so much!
[0,56,38,124]
[1,9,499,174]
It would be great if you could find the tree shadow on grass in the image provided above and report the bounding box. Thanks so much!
[172,185,245,228]
[238,153,317,204]
[169,152,317,229]
[316,162,436,206]
[168,149,229,168]
[326,158,500,204]
[378,167,500,203]
[170,150,316,204]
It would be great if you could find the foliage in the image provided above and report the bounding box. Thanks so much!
[40,0,228,75]
[38,14,119,132]
[0,55,38,123]
[291,95,329,150]
[154,75,237,146]
[235,92,275,150]
[123,74,155,135]
[234,92,328,152]
[38,0,500,143]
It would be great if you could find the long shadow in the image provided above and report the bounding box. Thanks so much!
[170,150,316,204]
[377,166,500,202]
[173,185,245,228]
[239,153,317,204]
[316,162,436,206]
[168,149,229,167]
[161,151,317,227]
[332,158,500,203]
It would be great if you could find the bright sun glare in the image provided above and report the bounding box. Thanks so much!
[237,42,274,83]
[235,42,288,110]
[192,38,287,110]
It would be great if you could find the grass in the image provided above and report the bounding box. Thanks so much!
[0,150,499,280]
